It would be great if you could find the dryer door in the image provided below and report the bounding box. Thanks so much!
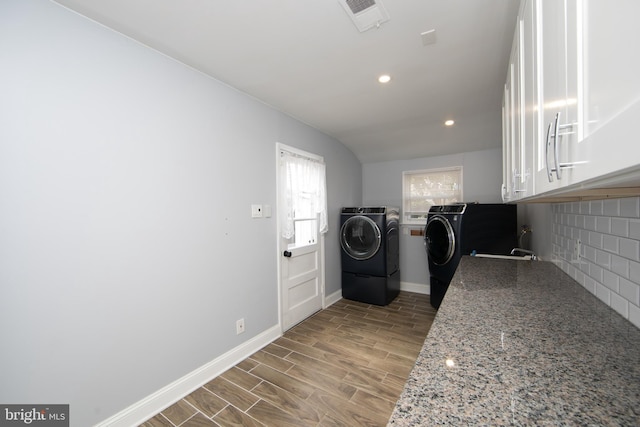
[340,215,382,260]
[425,215,455,265]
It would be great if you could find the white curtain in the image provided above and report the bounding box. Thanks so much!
[279,151,328,239]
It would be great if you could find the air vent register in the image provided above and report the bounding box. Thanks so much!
[338,0,390,32]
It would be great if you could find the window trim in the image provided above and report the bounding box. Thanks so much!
[401,166,464,225]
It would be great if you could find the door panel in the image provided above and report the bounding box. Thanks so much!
[281,238,322,330]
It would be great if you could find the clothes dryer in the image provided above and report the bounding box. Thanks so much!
[424,203,517,309]
[340,207,400,305]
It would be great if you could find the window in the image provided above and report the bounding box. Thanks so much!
[279,149,328,248]
[402,166,463,224]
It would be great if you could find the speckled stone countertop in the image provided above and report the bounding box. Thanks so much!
[389,256,640,426]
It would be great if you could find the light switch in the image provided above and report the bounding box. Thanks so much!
[263,204,272,218]
[251,204,263,218]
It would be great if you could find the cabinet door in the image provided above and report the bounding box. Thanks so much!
[535,0,584,193]
[509,21,526,200]
[502,64,517,201]
[519,0,538,197]
[501,84,512,202]
[569,0,640,183]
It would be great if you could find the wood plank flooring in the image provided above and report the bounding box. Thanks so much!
[140,291,436,427]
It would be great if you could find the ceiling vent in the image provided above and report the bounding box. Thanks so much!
[338,0,390,32]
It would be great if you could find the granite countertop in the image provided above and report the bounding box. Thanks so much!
[389,256,640,426]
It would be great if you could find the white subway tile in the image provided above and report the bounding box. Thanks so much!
[569,202,580,213]
[583,276,597,294]
[603,269,619,292]
[610,292,629,318]
[551,197,640,328]
[579,229,589,243]
[619,278,640,306]
[590,264,604,282]
[589,232,603,249]
[590,200,604,216]
[575,269,585,287]
[602,234,619,253]
[630,220,640,240]
[603,199,620,217]
[595,282,611,305]
[581,201,591,214]
[584,216,596,231]
[630,303,640,329]
[611,254,629,279]
[579,259,590,274]
[571,227,580,240]
[596,216,611,233]
[619,238,640,262]
[584,245,596,263]
[595,249,610,268]
[630,261,640,283]
[611,217,629,237]
[619,197,640,218]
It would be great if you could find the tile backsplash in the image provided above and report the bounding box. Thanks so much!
[552,197,640,329]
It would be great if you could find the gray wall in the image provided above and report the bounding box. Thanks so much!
[362,148,504,287]
[0,1,361,425]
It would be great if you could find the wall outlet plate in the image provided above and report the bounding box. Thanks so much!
[236,318,245,335]
[573,239,581,260]
[251,204,263,218]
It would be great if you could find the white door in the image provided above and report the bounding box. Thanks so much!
[277,144,326,331]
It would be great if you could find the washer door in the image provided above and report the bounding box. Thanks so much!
[425,215,455,265]
[340,215,382,260]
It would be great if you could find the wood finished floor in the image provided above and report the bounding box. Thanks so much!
[140,291,436,427]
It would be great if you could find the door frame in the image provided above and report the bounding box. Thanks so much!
[275,142,326,332]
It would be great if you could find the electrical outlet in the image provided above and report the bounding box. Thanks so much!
[251,204,263,218]
[573,239,581,260]
[236,318,245,335]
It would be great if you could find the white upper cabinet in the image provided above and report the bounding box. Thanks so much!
[502,12,534,201]
[502,76,514,202]
[535,0,584,193]
[519,0,538,197]
[572,0,640,183]
[504,0,640,200]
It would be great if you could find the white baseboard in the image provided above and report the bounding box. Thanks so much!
[400,281,430,295]
[324,289,342,307]
[95,324,281,427]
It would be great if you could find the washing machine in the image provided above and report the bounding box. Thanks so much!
[340,207,400,305]
[424,203,517,309]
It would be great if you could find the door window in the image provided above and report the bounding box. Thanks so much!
[279,150,327,245]
[425,216,455,265]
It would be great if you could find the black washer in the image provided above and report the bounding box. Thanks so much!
[340,207,400,305]
[424,203,517,309]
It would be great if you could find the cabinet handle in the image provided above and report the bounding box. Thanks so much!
[501,183,509,202]
[552,112,562,180]
[545,122,553,182]
[549,113,584,179]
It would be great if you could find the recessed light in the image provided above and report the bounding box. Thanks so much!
[378,74,391,84]
[444,119,455,126]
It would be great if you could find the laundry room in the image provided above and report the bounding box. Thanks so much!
[2,1,640,426]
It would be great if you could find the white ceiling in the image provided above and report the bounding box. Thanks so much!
[54,0,519,163]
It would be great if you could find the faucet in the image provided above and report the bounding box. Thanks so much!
[510,248,537,260]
